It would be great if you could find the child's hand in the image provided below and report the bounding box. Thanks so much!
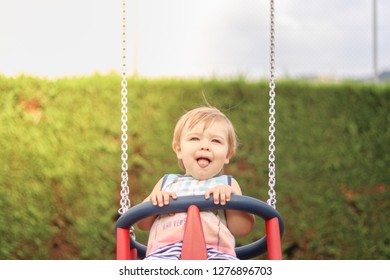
[205,185,232,205]
[149,191,177,207]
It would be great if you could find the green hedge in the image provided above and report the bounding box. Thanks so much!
[0,74,389,259]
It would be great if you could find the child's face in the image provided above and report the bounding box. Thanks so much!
[173,120,231,180]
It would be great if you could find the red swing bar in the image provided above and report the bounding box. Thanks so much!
[116,227,135,260]
[266,217,282,260]
[181,205,208,260]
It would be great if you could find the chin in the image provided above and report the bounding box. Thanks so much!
[192,173,216,181]
[191,175,206,181]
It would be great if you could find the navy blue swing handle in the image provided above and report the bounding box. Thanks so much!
[116,194,284,260]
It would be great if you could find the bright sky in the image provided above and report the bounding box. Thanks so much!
[1,0,389,79]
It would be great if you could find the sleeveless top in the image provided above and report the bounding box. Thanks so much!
[146,174,236,257]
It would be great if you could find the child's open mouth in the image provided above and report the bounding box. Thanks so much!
[197,157,211,168]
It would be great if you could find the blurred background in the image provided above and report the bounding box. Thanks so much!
[0,0,389,260]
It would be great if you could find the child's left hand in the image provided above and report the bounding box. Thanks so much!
[204,185,232,205]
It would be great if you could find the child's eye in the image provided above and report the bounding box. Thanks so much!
[189,137,200,141]
[212,139,222,144]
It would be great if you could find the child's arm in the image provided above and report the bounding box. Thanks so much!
[226,178,255,236]
[205,178,255,237]
[136,177,177,231]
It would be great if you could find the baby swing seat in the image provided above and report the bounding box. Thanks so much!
[116,194,284,260]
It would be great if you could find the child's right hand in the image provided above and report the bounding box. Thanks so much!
[149,191,177,207]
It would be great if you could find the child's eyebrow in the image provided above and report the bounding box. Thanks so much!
[211,134,227,140]
[182,131,201,139]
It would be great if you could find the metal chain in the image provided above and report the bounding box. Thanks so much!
[267,0,277,209]
[118,0,131,215]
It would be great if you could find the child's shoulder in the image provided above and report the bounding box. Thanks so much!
[160,174,183,189]
[212,174,233,186]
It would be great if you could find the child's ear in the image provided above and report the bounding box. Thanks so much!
[225,151,234,164]
[172,142,182,159]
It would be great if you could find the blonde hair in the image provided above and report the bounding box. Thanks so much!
[172,107,237,170]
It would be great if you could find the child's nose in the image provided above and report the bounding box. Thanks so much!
[200,140,210,150]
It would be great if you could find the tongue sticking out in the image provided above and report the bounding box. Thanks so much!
[197,158,210,168]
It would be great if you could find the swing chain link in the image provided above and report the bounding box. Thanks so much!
[267,0,277,209]
[119,0,131,215]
